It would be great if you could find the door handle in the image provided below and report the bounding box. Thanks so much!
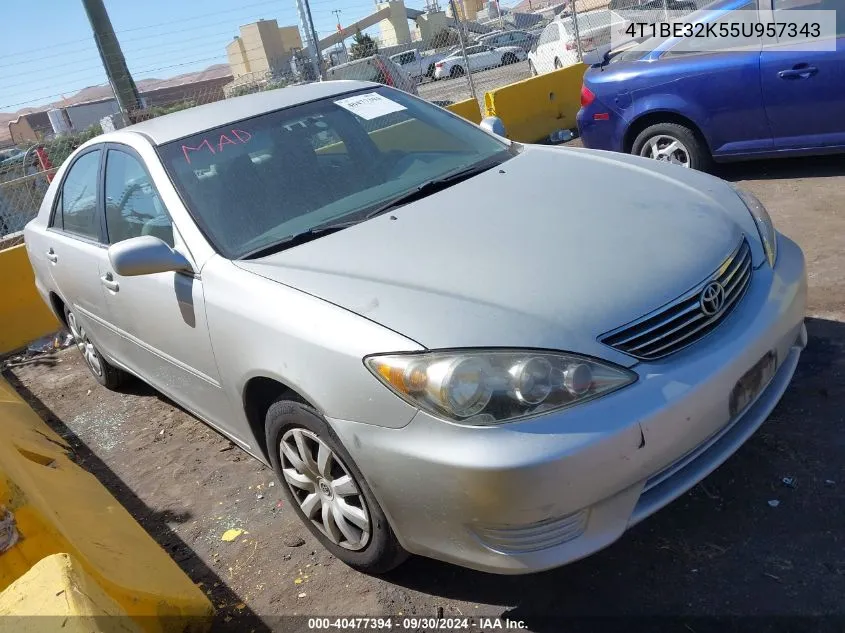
[779,65,818,80]
[46,248,57,263]
[100,272,119,292]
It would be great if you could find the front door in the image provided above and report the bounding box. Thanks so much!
[98,145,235,428]
[760,0,845,149]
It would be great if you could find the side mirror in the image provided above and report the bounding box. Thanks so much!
[108,235,194,277]
[480,116,507,139]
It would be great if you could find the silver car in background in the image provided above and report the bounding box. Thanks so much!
[24,80,806,575]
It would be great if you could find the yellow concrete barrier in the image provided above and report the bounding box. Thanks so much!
[0,375,213,632]
[484,63,588,143]
[0,553,144,633]
[445,98,481,124]
[0,242,59,355]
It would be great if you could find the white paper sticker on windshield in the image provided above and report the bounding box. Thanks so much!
[334,93,406,120]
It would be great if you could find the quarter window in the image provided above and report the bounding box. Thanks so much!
[104,149,174,247]
[52,150,101,240]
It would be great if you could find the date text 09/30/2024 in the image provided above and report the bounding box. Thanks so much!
[307,617,528,630]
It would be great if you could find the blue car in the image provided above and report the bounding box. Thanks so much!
[577,0,845,170]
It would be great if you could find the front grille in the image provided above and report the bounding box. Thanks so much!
[601,238,752,361]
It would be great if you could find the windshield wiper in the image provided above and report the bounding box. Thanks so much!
[240,223,353,259]
[364,159,503,220]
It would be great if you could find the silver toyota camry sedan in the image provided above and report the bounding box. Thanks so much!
[24,80,807,575]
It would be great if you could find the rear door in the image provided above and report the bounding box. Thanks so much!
[44,146,124,360]
[760,0,845,149]
[534,23,563,72]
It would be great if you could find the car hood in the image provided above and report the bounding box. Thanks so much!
[235,145,759,364]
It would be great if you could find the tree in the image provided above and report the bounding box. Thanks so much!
[350,30,378,60]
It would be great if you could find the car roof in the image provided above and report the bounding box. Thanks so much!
[120,80,376,145]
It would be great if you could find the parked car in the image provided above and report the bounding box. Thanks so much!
[434,44,527,79]
[325,54,418,95]
[24,80,807,575]
[608,0,698,22]
[476,29,539,52]
[577,0,845,170]
[389,49,451,81]
[528,10,626,74]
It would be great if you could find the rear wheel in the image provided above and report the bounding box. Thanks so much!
[449,65,465,78]
[501,52,518,65]
[426,63,436,77]
[266,400,408,574]
[64,306,126,389]
[631,122,711,171]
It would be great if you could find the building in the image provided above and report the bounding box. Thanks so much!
[226,19,304,79]
[447,0,485,21]
[6,72,233,145]
[7,111,52,146]
[375,1,413,47]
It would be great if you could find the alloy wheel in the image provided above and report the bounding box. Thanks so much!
[66,311,103,377]
[280,428,370,551]
[639,134,691,167]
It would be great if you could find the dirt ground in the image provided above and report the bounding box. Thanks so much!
[5,153,845,633]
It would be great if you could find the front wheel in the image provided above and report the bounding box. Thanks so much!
[631,122,710,171]
[64,305,127,389]
[501,53,518,65]
[266,400,408,574]
[449,65,465,77]
[554,57,563,69]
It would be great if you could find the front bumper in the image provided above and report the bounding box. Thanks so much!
[330,235,807,574]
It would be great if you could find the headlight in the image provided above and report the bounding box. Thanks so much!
[365,350,637,425]
[733,186,777,267]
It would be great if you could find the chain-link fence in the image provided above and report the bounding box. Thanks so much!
[0,0,711,246]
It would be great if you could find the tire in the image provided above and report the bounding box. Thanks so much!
[449,65,465,78]
[266,400,408,574]
[631,122,711,171]
[64,305,127,390]
[554,57,563,69]
[501,53,518,66]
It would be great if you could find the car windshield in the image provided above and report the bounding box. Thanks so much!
[157,87,511,259]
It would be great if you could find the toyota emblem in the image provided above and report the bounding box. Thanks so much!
[700,281,725,316]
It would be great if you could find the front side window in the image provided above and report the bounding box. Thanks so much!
[52,149,101,240]
[158,87,511,259]
[104,149,174,247]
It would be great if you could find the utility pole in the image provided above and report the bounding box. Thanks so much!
[332,9,347,56]
[296,0,323,79]
[81,0,141,120]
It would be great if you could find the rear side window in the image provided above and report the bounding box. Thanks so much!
[394,52,415,65]
[51,150,101,240]
[663,1,756,57]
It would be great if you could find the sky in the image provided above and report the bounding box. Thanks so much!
[0,0,441,112]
